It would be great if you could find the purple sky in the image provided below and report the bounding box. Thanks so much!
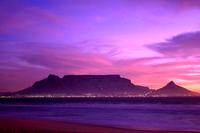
[1,0,200,92]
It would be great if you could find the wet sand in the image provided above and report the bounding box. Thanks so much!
[0,118,199,133]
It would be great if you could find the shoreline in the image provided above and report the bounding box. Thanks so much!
[0,118,199,133]
[1,97,200,105]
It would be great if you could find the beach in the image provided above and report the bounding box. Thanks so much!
[0,118,199,133]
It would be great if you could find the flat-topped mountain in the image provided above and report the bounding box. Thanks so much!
[16,74,150,97]
[151,81,199,96]
[2,75,199,97]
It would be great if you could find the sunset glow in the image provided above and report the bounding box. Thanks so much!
[1,0,200,92]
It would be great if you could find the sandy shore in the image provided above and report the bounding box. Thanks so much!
[0,118,199,133]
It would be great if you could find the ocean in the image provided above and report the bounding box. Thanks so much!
[0,97,200,131]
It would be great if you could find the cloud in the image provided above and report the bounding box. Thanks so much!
[0,41,113,71]
[0,3,74,36]
[0,41,116,91]
[147,31,200,57]
[1,38,200,92]
[144,31,200,91]
[123,0,200,11]
[168,0,200,11]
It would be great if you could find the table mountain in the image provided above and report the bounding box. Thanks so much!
[16,74,150,97]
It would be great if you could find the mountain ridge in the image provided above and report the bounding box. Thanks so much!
[16,74,150,97]
[1,74,199,97]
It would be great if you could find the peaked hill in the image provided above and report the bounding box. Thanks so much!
[151,81,199,96]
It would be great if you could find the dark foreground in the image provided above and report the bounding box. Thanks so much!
[1,97,200,132]
[0,118,200,133]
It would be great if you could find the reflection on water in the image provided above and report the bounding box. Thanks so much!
[0,98,200,131]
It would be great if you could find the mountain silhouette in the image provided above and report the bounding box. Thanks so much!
[16,74,150,97]
[151,81,199,96]
[1,75,198,97]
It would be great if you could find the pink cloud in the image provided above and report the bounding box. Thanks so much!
[0,41,115,91]
[1,35,200,92]
[169,0,200,11]
[147,31,200,57]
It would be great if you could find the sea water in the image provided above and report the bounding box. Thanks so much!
[0,97,200,131]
